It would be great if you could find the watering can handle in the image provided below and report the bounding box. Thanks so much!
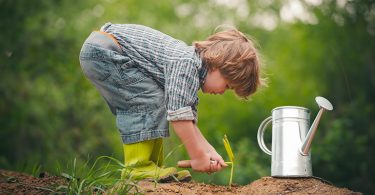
[257,116,272,155]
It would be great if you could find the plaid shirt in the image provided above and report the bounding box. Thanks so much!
[102,23,208,123]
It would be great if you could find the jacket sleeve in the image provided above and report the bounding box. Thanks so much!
[165,59,199,123]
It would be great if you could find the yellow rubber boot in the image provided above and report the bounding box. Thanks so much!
[121,139,177,183]
[151,138,192,182]
[150,138,164,167]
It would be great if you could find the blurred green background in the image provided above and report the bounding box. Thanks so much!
[1,0,374,193]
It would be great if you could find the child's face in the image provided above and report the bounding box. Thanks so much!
[202,69,230,95]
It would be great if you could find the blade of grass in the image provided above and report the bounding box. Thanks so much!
[77,179,86,195]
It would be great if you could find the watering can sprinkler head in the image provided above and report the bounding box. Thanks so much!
[316,96,333,111]
[300,96,333,156]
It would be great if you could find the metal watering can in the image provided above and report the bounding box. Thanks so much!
[257,96,333,177]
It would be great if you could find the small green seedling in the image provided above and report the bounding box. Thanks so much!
[223,134,234,187]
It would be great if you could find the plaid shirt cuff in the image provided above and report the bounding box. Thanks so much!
[167,106,196,123]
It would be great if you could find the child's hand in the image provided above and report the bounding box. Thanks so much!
[177,153,227,173]
[190,154,212,172]
[208,150,228,168]
[171,120,227,173]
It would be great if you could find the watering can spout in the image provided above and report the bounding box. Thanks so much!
[300,96,333,156]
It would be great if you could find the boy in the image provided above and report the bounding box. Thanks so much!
[79,23,263,182]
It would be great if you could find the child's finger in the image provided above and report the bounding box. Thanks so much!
[219,158,228,167]
[210,161,226,173]
[215,163,225,172]
[209,163,219,173]
[212,157,228,167]
[177,160,191,168]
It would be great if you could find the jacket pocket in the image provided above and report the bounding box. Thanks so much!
[80,59,111,81]
[79,44,112,81]
[114,57,150,101]
[117,59,146,86]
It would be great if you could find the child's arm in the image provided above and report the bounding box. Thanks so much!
[172,120,226,173]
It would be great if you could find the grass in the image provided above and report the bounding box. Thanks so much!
[57,156,142,194]
[18,142,185,194]
[2,156,141,194]
[31,164,42,177]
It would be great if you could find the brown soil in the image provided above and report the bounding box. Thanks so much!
[0,169,66,195]
[0,169,362,195]
[138,177,361,195]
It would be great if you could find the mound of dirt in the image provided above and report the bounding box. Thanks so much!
[138,177,361,195]
[0,169,362,194]
[244,177,361,195]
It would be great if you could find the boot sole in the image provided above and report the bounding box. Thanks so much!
[158,173,179,183]
[141,173,178,183]
[177,175,192,182]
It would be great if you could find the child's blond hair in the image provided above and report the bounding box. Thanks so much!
[194,28,264,99]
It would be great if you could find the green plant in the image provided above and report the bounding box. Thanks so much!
[59,156,141,194]
[223,134,234,187]
[31,164,42,177]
